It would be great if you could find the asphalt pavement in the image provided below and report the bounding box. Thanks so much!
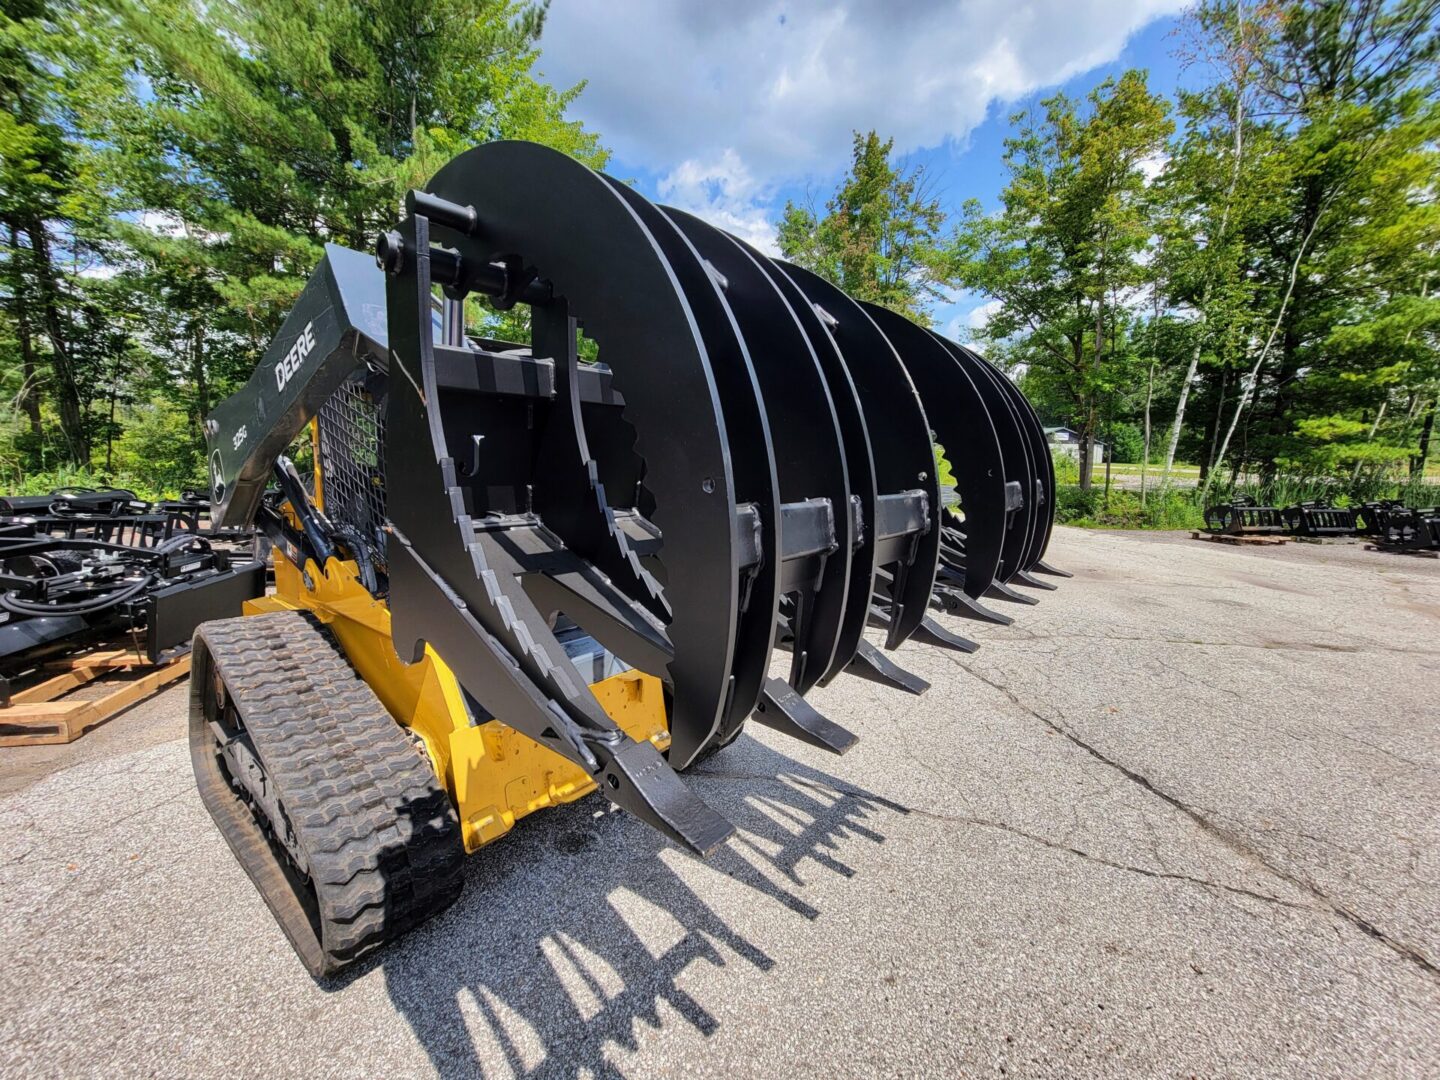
[2,528,1437,1078]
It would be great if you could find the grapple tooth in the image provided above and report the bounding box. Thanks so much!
[1034,560,1073,578]
[910,615,980,654]
[598,736,735,856]
[754,677,859,756]
[1012,569,1059,592]
[985,579,1041,606]
[932,585,1014,625]
[846,640,930,696]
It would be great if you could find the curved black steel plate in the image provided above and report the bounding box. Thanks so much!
[662,208,852,695]
[860,303,1007,600]
[423,141,740,767]
[603,178,782,757]
[967,348,1055,568]
[927,333,1034,582]
[779,263,941,649]
[750,254,876,686]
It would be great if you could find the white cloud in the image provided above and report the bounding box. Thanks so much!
[655,149,779,254]
[967,299,1003,332]
[1138,152,1169,183]
[539,0,1183,185]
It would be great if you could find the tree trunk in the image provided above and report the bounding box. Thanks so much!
[24,221,89,463]
[1078,428,1094,489]
[189,318,209,433]
[1141,360,1155,506]
[1162,6,1246,484]
[1412,396,1436,480]
[1351,399,1386,484]
[5,223,44,437]
[1207,198,1330,493]
[1202,367,1230,481]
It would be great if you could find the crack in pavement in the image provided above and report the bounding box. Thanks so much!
[993,627,1438,657]
[697,771,1315,915]
[953,660,1440,984]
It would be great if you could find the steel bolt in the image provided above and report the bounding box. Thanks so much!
[375,231,405,274]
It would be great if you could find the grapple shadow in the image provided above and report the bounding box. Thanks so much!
[364,735,905,1078]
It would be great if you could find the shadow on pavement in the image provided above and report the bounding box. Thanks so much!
[373,736,904,1078]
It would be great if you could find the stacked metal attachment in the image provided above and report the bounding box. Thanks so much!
[204,141,1066,857]
[1203,495,1286,536]
[0,490,263,685]
[1357,501,1440,551]
[1281,501,1358,538]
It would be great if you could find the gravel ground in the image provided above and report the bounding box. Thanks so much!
[1,527,1437,1079]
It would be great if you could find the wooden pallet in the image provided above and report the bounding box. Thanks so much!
[0,648,191,747]
[1191,531,1289,546]
[1364,543,1439,558]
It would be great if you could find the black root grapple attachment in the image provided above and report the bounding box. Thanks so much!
[1203,495,1286,536]
[1356,502,1440,551]
[204,141,1065,857]
[1282,501,1358,537]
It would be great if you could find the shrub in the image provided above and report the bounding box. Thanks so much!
[1055,485,1204,530]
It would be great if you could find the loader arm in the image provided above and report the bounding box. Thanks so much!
[204,244,390,528]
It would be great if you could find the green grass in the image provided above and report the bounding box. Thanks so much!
[1056,471,1440,531]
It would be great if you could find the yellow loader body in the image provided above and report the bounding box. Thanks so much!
[246,544,669,854]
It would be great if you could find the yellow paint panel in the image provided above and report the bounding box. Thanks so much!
[255,550,668,852]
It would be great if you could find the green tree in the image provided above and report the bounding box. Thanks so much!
[110,0,606,432]
[1,0,134,464]
[1204,0,1440,489]
[778,131,948,320]
[951,71,1173,489]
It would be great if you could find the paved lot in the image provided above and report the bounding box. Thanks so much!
[2,528,1438,1078]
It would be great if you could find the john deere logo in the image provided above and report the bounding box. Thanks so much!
[275,321,317,393]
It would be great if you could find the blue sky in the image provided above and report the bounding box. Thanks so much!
[537,1,1202,337]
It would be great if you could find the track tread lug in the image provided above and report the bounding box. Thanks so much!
[189,611,465,977]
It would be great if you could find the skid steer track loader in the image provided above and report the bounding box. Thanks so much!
[193,141,1063,975]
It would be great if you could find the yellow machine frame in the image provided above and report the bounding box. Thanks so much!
[244,430,670,853]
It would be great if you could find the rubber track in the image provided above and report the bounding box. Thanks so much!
[189,611,464,976]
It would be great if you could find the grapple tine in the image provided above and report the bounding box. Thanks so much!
[859,304,1008,603]
[932,585,1014,625]
[985,579,1041,606]
[779,262,942,654]
[870,602,979,654]
[928,335,1037,583]
[661,208,854,697]
[1034,560,1073,578]
[846,640,931,695]
[600,178,782,756]
[1012,569,1059,592]
[754,677,859,755]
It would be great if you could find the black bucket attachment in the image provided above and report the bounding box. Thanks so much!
[1203,496,1285,536]
[202,141,1067,858]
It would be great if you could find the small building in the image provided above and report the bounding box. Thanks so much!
[1044,426,1106,466]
